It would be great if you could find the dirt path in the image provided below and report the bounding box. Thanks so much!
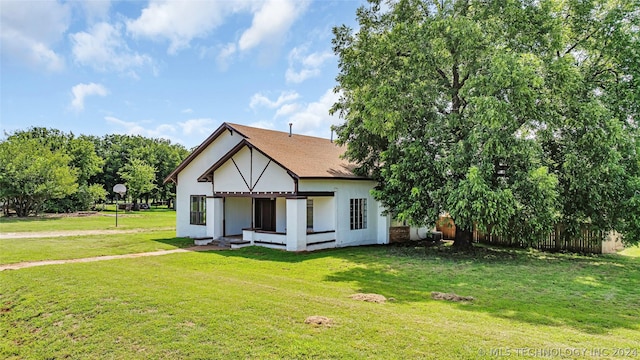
[0,227,175,239]
[0,245,225,271]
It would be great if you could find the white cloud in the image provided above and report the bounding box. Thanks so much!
[250,91,300,109]
[0,0,69,71]
[178,118,215,136]
[216,42,237,70]
[238,0,309,52]
[70,22,152,74]
[70,83,109,111]
[274,103,301,118]
[126,1,244,54]
[287,88,341,136]
[285,45,334,83]
[105,116,179,141]
[79,0,111,23]
[126,0,307,68]
[181,108,194,114]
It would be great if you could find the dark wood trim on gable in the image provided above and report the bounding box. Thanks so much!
[164,122,246,184]
[250,146,300,181]
[165,122,372,185]
[197,139,250,183]
[197,140,301,185]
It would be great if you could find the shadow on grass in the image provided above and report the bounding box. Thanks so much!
[214,244,640,335]
[0,216,63,225]
[152,237,201,248]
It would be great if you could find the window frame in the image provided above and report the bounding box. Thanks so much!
[350,198,367,230]
[190,195,206,225]
[306,198,314,230]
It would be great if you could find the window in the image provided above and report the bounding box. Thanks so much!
[350,198,367,230]
[307,199,314,229]
[190,195,206,225]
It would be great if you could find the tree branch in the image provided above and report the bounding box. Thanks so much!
[436,68,450,87]
[564,27,599,56]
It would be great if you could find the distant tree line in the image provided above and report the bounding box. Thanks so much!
[0,128,189,216]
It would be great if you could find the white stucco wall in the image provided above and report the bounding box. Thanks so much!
[251,160,294,193]
[206,197,223,240]
[224,197,251,236]
[176,130,242,237]
[276,197,286,232]
[286,197,307,251]
[213,146,294,193]
[298,179,385,247]
[214,160,248,192]
[311,197,335,232]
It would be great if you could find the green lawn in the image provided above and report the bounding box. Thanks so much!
[620,245,640,258]
[0,231,192,264]
[1,244,639,359]
[0,208,176,233]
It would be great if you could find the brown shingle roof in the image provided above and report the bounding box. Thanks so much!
[228,123,362,179]
[164,122,365,184]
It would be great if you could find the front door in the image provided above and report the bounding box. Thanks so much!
[255,198,276,231]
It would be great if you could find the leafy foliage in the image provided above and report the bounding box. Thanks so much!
[0,137,78,216]
[0,128,188,215]
[332,0,639,246]
[118,158,156,206]
[90,134,188,206]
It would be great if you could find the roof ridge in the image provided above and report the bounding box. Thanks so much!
[226,122,334,142]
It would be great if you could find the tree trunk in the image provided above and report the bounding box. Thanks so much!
[453,226,473,249]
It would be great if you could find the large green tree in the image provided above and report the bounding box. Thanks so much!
[332,0,639,247]
[0,137,78,216]
[8,128,105,212]
[91,134,187,206]
[118,158,156,209]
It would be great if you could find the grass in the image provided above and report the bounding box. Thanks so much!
[0,231,192,264]
[620,245,640,258]
[0,208,176,233]
[0,207,187,265]
[2,243,639,359]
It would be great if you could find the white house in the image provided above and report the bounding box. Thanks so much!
[164,122,393,251]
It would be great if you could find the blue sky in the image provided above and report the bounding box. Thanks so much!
[1,0,365,148]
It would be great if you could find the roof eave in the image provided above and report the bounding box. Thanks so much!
[196,140,301,183]
[162,122,246,185]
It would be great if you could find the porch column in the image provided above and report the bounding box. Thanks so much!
[286,197,307,251]
[206,197,224,239]
[376,200,390,244]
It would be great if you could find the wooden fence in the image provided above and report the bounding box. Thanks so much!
[436,216,612,254]
[473,225,604,254]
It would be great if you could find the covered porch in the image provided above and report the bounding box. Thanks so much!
[205,193,337,251]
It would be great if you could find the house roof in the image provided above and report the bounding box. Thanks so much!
[164,122,365,184]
